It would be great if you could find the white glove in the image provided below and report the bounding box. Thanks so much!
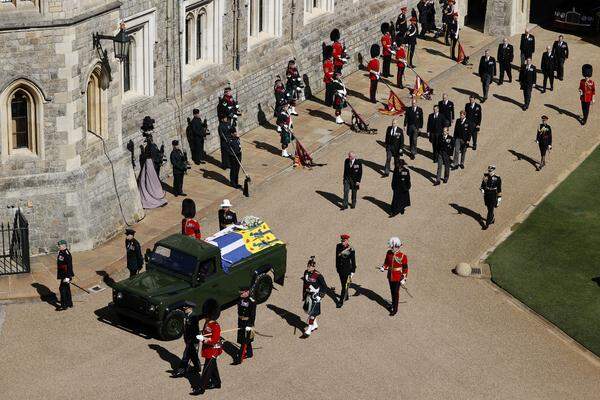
[350,273,354,278]
[63,278,70,283]
[379,266,385,272]
[308,285,319,294]
[196,334,205,342]
[497,197,502,205]
[548,145,552,150]
[375,73,380,79]
[480,189,485,194]
[314,295,322,302]
[245,326,253,332]
[400,278,406,286]
[391,50,397,55]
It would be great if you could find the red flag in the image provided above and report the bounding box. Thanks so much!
[457,42,466,64]
[379,90,406,115]
[410,74,433,100]
[294,139,314,168]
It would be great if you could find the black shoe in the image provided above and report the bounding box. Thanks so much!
[389,310,397,316]
[442,178,448,183]
[171,368,186,378]
[472,146,477,151]
[207,383,221,390]
[341,206,348,210]
[482,98,486,103]
[399,85,404,89]
[541,89,546,94]
[350,204,355,209]
[459,164,464,169]
[382,173,389,178]
[55,306,66,311]
[190,388,205,396]
[498,82,503,86]
[336,302,343,308]
[433,181,441,186]
[522,106,527,111]
[180,192,187,196]
[388,213,397,218]
[482,225,488,230]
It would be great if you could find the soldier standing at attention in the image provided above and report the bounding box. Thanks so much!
[56,239,74,311]
[223,124,243,189]
[465,95,482,151]
[395,7,408,45]
[478,49,496,102]
[368,44,381,103]
[181,198,202,239]
[406,17,418,68]
[218,199,238,231]
[480,165,502,230]
[541,45,556,93]
[331,29,347,74]
[535,115,552,171]
[434,127,453,185]
[395,42,408,89]
[335,234,356,308]
[379,237,409,316]
[552,35,569,81]
[497,37,514,85]
[234,287,256,364]
[519,58,537,111]
[169,140,188,197]
[342,151,363,210]
[125,229,143,278]
[404,97,424,160]
[380,23,394,78]
[323,46,335,107]
[519,29,535,66]
[391,159,411,217]
[171,301,201,378]
[187,109,208,165]
[579,64,595,126]
[191,308,223,396]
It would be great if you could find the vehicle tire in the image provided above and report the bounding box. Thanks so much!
[160,309,185,340]
[252,273,273,304]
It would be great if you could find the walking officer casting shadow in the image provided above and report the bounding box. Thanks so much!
[171,301,201,378]
[125,228,143,278]
[379,237,409,316]
[56,239,74,311]
[335,234,357,308]
[535,115,552,171]
[480,165,502,230]
[233,286,256,365]
[341,151,363,210]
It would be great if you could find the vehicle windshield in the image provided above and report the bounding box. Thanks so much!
[150,245,197,278]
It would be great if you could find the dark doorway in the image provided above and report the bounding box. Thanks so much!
[530,0,558,25]
[466,0,488,31]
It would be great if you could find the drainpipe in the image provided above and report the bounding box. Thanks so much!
[165,0,173,100]
[233,0,241,71]
[290,0,295,41]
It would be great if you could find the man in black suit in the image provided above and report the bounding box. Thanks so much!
[478,49,496,102]
[552,34,569,81]
[519,58,537,111]
[403,97,424,160]
[497,37,514,85]
[541,45,556,93]
[465,95,482,151]
[426,105,447,162]
[438,93,455,125]
[342,151,363,210]
[448,13,460,60]
[452,110,471,169]
[384,119,404,176]
[519,29,535,66]
[435,127,453,185]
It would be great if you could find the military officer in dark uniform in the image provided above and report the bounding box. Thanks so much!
[403,97,424,160]
[56,240,74,310]
[383,119,404,176]
[125,229,143,278]
[478,49,496,102]
[217,87,241,169]
[519,58,537,111]
[465,95,482,151]
[519,29,535,66]
[391,159,411,216]
[234,287,256,364]
[170,140,188,196]
[541,45,556,93]
[218,199,238,230]
[448,13,460,60]
[395,7,408,45]
[217,119,231,170]
[186,109,209,165]
[342,151,363,210]
[434,127,453,185]
[497,37,514,85]
[480,165,502,230]
[335,234,356,308]
[552,35,569,81]
[406,17,418,68]
[438,93,455,126]
[172,301,201,377]
[452,110,471,169]
[222,125,243,189]
[535,115,552,171]
[427,104,447,162]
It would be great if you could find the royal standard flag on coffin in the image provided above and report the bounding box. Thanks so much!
[206,221,284,273]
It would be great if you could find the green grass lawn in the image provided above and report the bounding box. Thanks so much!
[488,146,600,356]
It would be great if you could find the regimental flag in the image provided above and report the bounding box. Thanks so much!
[411,74,433,100]
[457,42,468,65]
[294,139,314,168]
[379,90,406,115]
[206,221,284,273]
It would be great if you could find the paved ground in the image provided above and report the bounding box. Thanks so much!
[1,27,599,399]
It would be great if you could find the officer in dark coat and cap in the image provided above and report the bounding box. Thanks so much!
[186,109,209,165]
[170,140,189,196]
[172,301,201,378]
[234,286,257,365]
[480,165,502,230]
[391,158,411,217]
[56,239,74,310]
[125,229,143,277]
[335,234,356,308]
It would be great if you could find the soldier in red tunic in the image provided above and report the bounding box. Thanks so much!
[331,29,347,74]
[323,45,335,106]
[181,198,202,239]
[579,64,595,126]
[379,237,409,316]
[191,307,223,396]
[368,44,381,103]
[395,43,408,89]
[380,22,394,78]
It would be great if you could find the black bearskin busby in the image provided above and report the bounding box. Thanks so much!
[582,64,593,78]
[370,43,381,58]
[330,28,341,42]
[381,22,390,34]
[181,198,196,218]
[203,300,221,320]
[141,116,155,133]
[323,44,333,60]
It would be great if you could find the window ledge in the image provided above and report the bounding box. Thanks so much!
[247,32,277,50]
[303,9,331,24]
[122,92,152,107]
[183,60,216,78]
[7,148,38,160]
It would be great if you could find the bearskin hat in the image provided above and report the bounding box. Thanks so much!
[323,44,333,59]
[181,198,196,218]
[370,43,381,58]
[381,22,390,34]
[203,300,221,320]
[582,64,593,78]
[330,28,341,42]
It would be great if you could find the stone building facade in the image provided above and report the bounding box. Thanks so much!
[0,0,412,254]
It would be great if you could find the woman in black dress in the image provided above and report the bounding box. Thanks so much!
[391,158,411,216]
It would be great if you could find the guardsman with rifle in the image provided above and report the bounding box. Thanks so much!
[234,286,257,364]
[367,44,381,103]
[171,301,201,378]
[380,22,394,78]
[125,228,143,278]
[302,257,328,337]
[395,42,408,89]
[56,239,74,311]
[480,165,502,230]
[335,234,357,308]
[191,307,223,396]
[331,29,348,74]
[181,198,202,239]
[379,237,409,316]
[323,45,335,106]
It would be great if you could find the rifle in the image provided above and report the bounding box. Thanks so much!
[68,280,90,294]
